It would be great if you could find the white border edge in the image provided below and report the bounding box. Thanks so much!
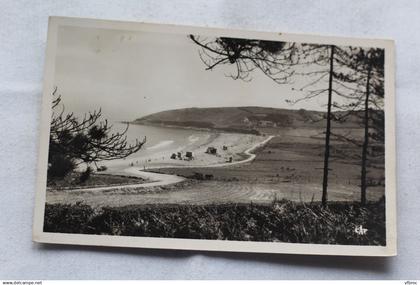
[32,16,397,257]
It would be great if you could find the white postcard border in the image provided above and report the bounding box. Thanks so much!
[33,16,397,256]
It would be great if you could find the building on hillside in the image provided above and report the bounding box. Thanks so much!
[206,146,217,155]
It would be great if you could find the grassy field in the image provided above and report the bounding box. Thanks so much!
[157,128,384,186]
[44,199,386,245]
[45,127,385,207]
[47,173,147,190]
[151,128,385,202]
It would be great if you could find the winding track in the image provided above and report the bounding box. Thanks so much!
[67,168,186,193]
[55,135,275,192]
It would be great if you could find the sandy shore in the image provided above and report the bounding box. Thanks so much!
[45,134,278,206]
[103,132,270,172]
[47,132,273,193]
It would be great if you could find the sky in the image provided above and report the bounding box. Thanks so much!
[54,26,334,122]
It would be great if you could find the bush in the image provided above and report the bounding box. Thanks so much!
[44,200,386,245]
[79,166,92,183]
[48,154,75,179]
[44,202,95,233]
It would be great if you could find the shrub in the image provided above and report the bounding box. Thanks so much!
[79,166,92,183]
[43,200,386,245]
[48,154,75,179]
[44,202,95,233]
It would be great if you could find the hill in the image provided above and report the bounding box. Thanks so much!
[132,106,365,134]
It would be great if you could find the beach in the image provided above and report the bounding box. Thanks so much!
[45,129,277,206]
[46,128,272,191]
[101,130,270,172]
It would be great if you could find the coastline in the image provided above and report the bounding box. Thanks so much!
[47,132,274,193]
[102,130,269,171]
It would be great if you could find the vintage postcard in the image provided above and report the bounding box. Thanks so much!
[33,16,396,256]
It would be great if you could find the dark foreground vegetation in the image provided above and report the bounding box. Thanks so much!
[44,199,385,245]
[47,173,146,190]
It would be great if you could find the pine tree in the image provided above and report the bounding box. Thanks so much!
[48,88,146,180]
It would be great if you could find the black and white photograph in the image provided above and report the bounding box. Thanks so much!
[33,17,396,256]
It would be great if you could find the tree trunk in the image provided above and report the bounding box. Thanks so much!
[322,45,335,207]
[360,64,372,205]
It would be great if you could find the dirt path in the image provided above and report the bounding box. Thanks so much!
[46,179,384,208]
[66,167,186,193]
[47,135,274,193]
